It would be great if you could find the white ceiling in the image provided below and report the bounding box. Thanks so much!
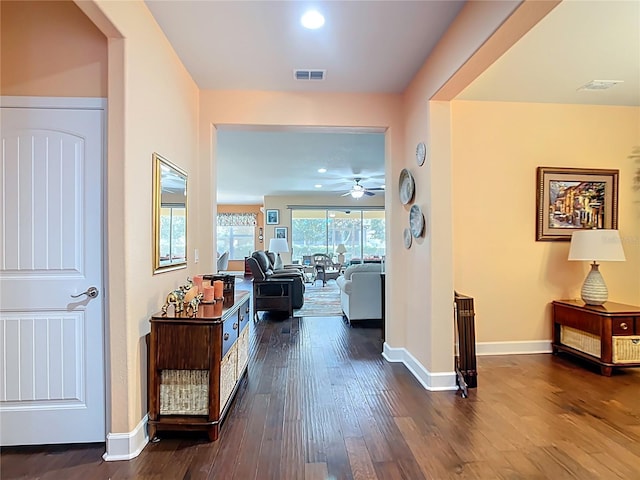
[216,128,386,204]
[458,0,640,106]
[146,0,639,204]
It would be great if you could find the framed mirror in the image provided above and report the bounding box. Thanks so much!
[153,153,187,274]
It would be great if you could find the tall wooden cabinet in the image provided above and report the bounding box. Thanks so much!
[147,291,250,441]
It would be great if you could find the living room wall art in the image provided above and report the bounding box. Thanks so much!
[403,227,412,249]
[416,141,427,167]
[266,209,279,225]
[536,167,619,241]
[409,204,425,238]
[399,168,415,205]
[275,227,287,239]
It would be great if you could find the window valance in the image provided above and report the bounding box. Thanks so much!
[217,212,257,226]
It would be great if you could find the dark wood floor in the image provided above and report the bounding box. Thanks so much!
[2,314,639,479]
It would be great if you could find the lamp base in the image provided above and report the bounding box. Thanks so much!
[274,253,283,270]
[581,262,608,306]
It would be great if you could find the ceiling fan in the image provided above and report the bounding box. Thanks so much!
[341,178,384,199]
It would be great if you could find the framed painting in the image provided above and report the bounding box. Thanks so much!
[536,167,619,241]
[266,209,279,225]
[275,227,287,239]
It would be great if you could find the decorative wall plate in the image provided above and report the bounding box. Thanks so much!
[403,227,412,249]
[416,142,427,166]
[399,168,415,205]
[410,204,425,238]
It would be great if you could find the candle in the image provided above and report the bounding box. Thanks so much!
[213,280,223,299]
[192,275,203,291]
[203,285,215,302]
[213,301,223,317]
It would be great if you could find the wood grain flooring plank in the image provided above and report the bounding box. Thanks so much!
[356,414,393,463]
[280,419,305,480]
[345,436,379,480]
[232,393,270,479]
[304,462,329,480]
[206,417,248,479]
[255,368,288,479]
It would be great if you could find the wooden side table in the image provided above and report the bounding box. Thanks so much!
[552,299,640,376]
[147,291,250,441]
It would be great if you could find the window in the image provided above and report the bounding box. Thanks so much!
[291,208,385,265]
[217,213,257,260]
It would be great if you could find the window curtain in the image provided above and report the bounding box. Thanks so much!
[217,212,257,226]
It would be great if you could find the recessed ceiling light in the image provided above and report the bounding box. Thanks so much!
[315,184,322,188]
[578,80,623,91]
[301,10,325,29]
[317,168,327,173]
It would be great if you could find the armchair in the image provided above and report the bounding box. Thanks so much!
[247,251,305,320]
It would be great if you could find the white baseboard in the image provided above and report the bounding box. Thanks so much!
[476,340,553,356]
[382,343,457,391]
[103,414,149,461]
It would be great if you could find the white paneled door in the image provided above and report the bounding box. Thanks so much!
[0,99,105,445]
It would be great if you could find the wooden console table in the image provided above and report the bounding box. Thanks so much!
[147,291,250,441]
[552,299,640,376]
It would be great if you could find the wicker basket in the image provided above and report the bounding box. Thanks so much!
[561,326,601,358]
[160,370,209,415]
[613,336,640,363]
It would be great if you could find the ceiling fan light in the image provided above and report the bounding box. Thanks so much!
[351,190,365,199]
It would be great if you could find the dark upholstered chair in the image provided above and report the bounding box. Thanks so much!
[247,251,305,319]
[265,251,304,274]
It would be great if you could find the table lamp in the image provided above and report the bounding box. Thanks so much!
[336,244,347,264]
[268,238,289,270]
[568,229,626,305]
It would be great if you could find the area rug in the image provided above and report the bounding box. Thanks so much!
[294,280,343,317]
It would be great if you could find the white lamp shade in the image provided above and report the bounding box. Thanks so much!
[335,244,347,254]
[568,229,625,262]
[268,238,289,254]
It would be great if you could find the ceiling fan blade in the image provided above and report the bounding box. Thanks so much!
[367,187,385,191]
[363,190,375,196]
[341,192,352,196]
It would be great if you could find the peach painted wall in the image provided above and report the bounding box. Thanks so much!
[200,91,403,331]
[452,101,640,344]
[399,0,540,373]
[75,0,200,434]
[1,0,107,97]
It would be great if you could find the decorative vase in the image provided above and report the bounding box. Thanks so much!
[581,262,608,306]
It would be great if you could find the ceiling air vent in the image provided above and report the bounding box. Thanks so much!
[294,69,326,81]
[578,80,624,91]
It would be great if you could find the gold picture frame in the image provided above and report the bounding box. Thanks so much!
[535,166,619,241]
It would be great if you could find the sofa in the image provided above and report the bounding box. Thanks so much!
[336,263,382,323]
[247,250,305,310]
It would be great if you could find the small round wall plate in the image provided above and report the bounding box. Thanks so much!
[416,142,427,166]
[399,168,415,205]
[410,204,425,238]
[403,227,412,249]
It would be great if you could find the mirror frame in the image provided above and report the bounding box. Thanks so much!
[153,153,188,274]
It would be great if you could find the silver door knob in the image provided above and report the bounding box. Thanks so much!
[70,287,99,299]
